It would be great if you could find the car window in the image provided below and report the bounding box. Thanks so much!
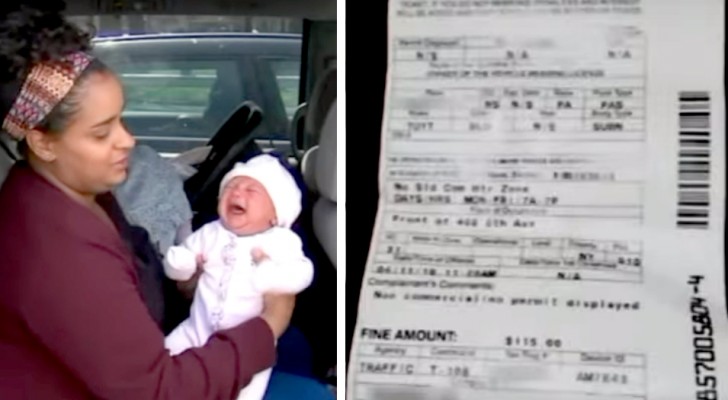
[70,15,303,157]
[99,56,243,155]
[266,58,301,119]
[118,60,238,117]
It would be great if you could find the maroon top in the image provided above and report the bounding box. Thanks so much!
[0,163,276,399]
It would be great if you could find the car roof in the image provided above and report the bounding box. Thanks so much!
[93,32,302,42]
[92,32,302,57]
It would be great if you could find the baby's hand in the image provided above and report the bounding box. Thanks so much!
[251,247,270,265]
[196,254,207,269]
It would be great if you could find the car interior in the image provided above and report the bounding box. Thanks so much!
[0,0,338,390]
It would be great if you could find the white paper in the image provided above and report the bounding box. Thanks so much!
[347,1,727,399]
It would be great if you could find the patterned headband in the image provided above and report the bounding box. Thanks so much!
[2,51,94,140]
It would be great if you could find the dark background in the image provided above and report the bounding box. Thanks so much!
[345,0,387,368]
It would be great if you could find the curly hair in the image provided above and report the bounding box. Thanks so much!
[0,1,93,81]
[1,1,111,142]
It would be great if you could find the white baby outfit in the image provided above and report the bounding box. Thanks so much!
[163,155,313,400]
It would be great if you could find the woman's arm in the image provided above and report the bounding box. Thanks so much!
[20,242,287,400]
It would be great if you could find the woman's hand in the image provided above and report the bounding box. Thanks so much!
[260,293,295,339]
[175,254,205,299]
[252,248,296,338]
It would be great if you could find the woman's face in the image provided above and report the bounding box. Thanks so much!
[42,71,135,195]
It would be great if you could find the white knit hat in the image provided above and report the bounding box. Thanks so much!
[219,154,302,228]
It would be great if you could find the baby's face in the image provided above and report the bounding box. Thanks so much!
[218,176,277,235]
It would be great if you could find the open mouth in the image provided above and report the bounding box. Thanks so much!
[228,203,246,215]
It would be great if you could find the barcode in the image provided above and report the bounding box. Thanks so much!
[677,91,711,229]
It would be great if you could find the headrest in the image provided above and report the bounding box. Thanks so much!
[300,145,319,193]
[304,67,336,146]
[315,100,336,202]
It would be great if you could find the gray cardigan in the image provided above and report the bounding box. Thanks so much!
[113,145,193,255]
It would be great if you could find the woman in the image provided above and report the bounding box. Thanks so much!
[0,3,324,399]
